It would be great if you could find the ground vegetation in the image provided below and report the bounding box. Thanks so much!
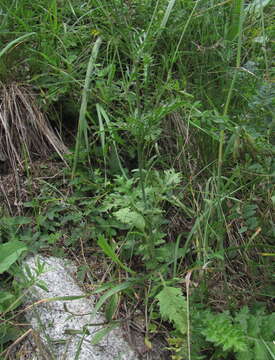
[0,1,274,359]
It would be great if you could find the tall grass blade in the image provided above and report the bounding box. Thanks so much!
[72,36,102,177]
[96,104,127,179]
[0,33,36,59]
[96,103,106,178]
[226,0,244,41]
[160,0,176,28]
[246,0,272,16]
[97,235,135,275]
[91,323,119,346]
[169,0,200,76]
[224,0,245,115]
[90,280,137,320]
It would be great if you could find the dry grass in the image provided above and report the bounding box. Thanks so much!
[0,82,69,213]
[0,82,68,173]
[161,112,202,175]
[0,159,67,214]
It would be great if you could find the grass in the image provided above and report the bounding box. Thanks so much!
[0,82,68,178]
[0,0,274,359]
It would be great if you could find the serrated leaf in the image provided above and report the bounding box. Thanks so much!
[164,169,182,186]
[114,207,145,231]
[235,306,249,333]
[156,286,187,335]
[202,312,248,353]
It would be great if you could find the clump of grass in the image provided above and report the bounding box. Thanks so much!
[0,81,68,175]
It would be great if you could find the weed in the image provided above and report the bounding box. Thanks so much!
[0,0,274,358]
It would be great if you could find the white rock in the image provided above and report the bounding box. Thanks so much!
[22,256,139,360]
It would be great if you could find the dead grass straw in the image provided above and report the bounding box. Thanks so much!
[0,82,68,173]
[0,82,68,213]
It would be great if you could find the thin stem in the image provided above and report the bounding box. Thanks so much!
[137,143,147,209]
[223,0,245,116]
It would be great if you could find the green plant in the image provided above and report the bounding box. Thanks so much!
[198,306,275,360]
[0,0,274,358]
[156,283,275,360]
[0,252,48,350]
[98,169,186,269]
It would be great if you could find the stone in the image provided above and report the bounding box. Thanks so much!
[21,256,139,360]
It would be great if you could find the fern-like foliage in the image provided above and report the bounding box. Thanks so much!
[114,207,145,231]
[201,310,248,353]
[234,306,275,360]
[156,286,187,335]
[197,306,275,360]
[163,303,275,360]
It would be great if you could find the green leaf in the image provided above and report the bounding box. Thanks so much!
[114,207,145,231]
[0,324,21,345]
[246,0,273,16]
[90,280,137,320]
[0,291,14,304]
[226,0,244,41]
[0,291,16,312]
[156,286,187,335]
[261,340,275,360]
[36,280,49,292]
[0,33,36,59]
[163,169,182,187]
[201,311,248,353]
[91,322,119,345]
[105,294,119,322]
[97,235,136,275]
[0,241,27,274]
[9,216,31,226]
